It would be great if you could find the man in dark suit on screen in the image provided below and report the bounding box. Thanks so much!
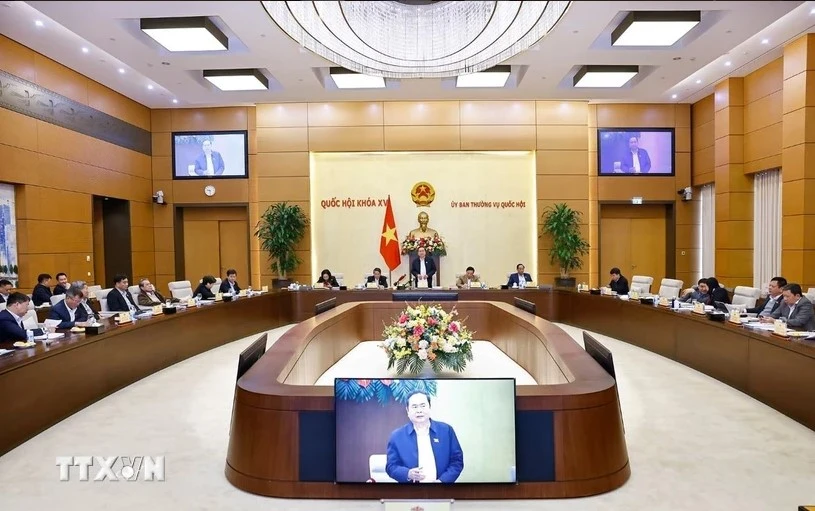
[192,139,225,176]
[620,136,651,174]
[385,391,464,484]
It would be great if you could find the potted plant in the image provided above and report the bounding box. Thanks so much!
[541,203,590,289]
[255,202,309,289]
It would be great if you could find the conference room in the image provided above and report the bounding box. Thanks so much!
[0,1,813,510]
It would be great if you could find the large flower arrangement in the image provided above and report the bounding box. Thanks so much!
[380,304,474,375]
[400,234,447,256]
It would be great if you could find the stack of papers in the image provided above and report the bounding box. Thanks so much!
[0,349,13,356]
[744,323,777,331]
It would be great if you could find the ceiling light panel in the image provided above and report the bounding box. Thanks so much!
[140,17,228,52]
[329,68,385,89]
[456,66,510,88]
[204,69,269,91]
[573,65,639,88]
[612,11,700,47]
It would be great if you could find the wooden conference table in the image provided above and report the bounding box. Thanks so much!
[0,288,812,490]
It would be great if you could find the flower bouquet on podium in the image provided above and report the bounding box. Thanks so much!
[380,304,473,375]
[400,234,447,256]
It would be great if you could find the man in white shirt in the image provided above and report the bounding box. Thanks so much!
[621,136,652,174]
[193,139,225,176]
[385,391,464,484]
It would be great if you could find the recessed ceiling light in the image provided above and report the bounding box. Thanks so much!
[671,94,677,99]
[147,84,154,90]
[573,65,639,88]
[140,16,228,52]
[34,20,43,27]
[696,79,701,84]
[761,38,769,44]
[172,99,178,104]
[611,11,700,47]
[81,47,89,54]
[118,68,125,74]
[329,67,385,89]
[203,68,269,91]
[456,65,511,88]
[725,61,731,67]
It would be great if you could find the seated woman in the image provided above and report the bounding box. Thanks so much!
[193,275,217,300]
[679,278,710,303]
[316,269,339,288]
[705,277,730,305]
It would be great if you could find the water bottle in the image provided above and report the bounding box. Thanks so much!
[27,329,34,343]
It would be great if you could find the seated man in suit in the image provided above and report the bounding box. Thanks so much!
[0,292,31,342]
[52,272,70,296]
[679,278,710,303]
[32,273,53,306]
[0,279,13,304]
[621,136,652,173]
[366,267,388,288]
[386,391,464,484]
[71,281,99,321]
[137,278,175,306]
[608,267,629,295]
[107,274,139,313]
[747,276,786,316]
[456,267,480,289]
[193,139,225,176]
[765,283,815,330]
[507,263,532,288]
[219,269,242,295]
[48,287,88,329]
[410,247,436,287]
[193,275,217,300]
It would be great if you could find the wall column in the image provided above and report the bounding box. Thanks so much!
[781,33,815,289]
[713,78,753,287]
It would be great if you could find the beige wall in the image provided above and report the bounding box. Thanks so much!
[0,35,151,290]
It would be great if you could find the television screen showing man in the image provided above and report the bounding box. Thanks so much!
[598,129,674,175]
[172,132,248,179]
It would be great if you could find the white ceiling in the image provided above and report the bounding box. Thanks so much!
[1,1,813,109]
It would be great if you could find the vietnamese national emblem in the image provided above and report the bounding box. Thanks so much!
[410,181,435,207]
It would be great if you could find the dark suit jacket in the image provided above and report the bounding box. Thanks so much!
[410,257,437,286]
[385,420,464,483]
[620,148,652,173]
[193,151,225,176]
[366,275,388,287]
[747,295,782,315]
[609,276,629,295]
[193,283,216,300]
[32,284,52,306]
[219,280,241,294]
[107,288,139,312]
[48,300,89,329]
[137,290,169,306]
[707,287,730,305]
[0,294,7,304]
[0,309,27,342]
[53,284,68,296]
[771,296,815,331]
[507,272,533,287]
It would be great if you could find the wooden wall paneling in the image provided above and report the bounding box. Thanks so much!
[171,107,249,132]
[308,126,384,151]
[0,107,38,152]
[460,101,535,125]
[536,101,589,126]
[183,219,220,282]
[86,80,151,131]
[0,35,38,82]
[383,125,461,151]
[257,177,310,203]
[172,180,249,204]
[254,152,310,178]
[182,207,248,222]
[307,102,384,126]
[219,220,250,282]
[257,128,309,153]
[460,125,536,150]
[256,103,308,128]
[383,101,460,125]
[32,53,89,106]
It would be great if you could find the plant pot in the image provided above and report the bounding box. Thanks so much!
[272,278,291,289]
[554,277,576,289]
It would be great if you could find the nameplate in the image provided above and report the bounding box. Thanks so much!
[692,302,706,315]
[366,282,378,289]
[215,292,223,302]
[238,289,248,297]
[468,281,479,289]
[261,285,268,293]
[187,298,197,307]
[728,312,742,325]
[629,291,639,300]
[658,297,670,307]
[417,280,429,289]
[116,312,132,324]
[152,305,163,315]
[773,319,788,337]
[525,282,536,288]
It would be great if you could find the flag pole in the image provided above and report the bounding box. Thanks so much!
[389,270,392,289]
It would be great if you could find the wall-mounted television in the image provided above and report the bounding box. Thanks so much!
[171,130,248,179]
[597,128,675,176]
[334,377,517,484]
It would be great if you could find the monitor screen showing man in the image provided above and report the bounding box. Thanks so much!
[334,378,516,484]
[597,129,674,175]
[172,131,248,179]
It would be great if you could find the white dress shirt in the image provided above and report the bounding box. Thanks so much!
[419,259,427,277]
[631,150,641,173]
[788,297,801,319]
[9,309,25,330]
[228,282,237,294]
[205,154,214,176]
[518,274,526,287]
[759,295,779,317]
[415,427,437,483]
[120,289,136,313]
[66,305,77,322]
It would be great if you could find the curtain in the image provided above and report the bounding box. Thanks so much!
[753,170,781,289]
[700,184,715,279]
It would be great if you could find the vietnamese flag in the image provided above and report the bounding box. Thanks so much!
[379,195,401,271]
